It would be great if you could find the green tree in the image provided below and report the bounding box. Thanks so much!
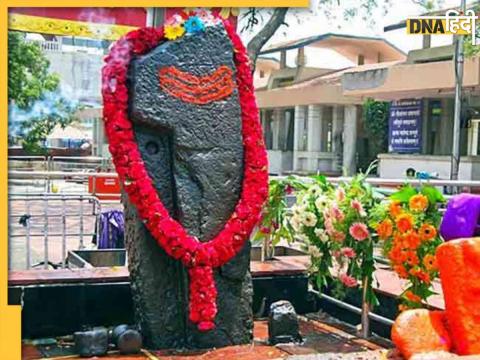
[8,31,60,108]
[362,98,390,170]
[8,31,79,154]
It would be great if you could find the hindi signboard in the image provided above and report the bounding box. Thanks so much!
[388,99,423,153]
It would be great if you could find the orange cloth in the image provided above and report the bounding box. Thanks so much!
[436,238,480,355]
[391,309,452,359]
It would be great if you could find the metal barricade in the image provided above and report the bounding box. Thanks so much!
[8,193,101,270]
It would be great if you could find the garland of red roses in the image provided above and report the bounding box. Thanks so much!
[101,21,268,332]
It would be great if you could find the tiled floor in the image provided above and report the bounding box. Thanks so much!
[22,316,396,360]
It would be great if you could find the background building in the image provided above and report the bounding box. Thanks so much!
[254,34,406,175]
[343,22,480,180]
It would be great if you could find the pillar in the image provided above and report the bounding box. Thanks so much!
[307,105,322,152]
[293,105,307,171]
[271,109,282,151]
[343,105,358,176]
[332,105,344,173]
[307,104,322,171]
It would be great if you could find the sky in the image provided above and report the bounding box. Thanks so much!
[238,0,466,58]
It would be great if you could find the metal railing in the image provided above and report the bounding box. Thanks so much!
[26,39,62,52]
[8,193,101,270]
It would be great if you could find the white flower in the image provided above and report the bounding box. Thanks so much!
[290,216,302,231]
[302,212,317,227]
[308,185,322,197]
[314,228,329,243]
[297,233,310,244]
[315,195,329,210]
[292,204,307,217]
[308,246,322,258]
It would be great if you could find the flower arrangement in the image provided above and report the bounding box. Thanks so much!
[252,176,306,260]
[287,175,334,289]
[288,172,379,306]
[321,175,378,304]
[371,184,444,311]
[102,14,268,331]
[164,9,221,40]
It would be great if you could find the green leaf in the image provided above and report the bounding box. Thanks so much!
[390,184,417,203]
[421,185,445,205]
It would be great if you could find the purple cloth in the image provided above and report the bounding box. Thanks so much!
[97,210,125,249]
[440,193,480,241]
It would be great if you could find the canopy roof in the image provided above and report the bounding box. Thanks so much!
[260,33,406,63]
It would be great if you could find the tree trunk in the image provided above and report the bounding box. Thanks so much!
[246,8,289,72]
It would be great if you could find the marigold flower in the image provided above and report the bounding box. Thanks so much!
[419,223,437,241]
[417,270,431,284]
[389,200,403,217]
[349,222,369,241]
[389,243,407,264]
[410,267,431,284]
[376,219,393,240]
[405,290,422,303]
[165,24,186,40]
[393,264,409,279]
[402,231,421,250]
[405,250,419,266]
[423,254,438,271]
[409,194,429,212]
[396,213,414,233]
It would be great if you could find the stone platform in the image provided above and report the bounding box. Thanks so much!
[21,314,401,360]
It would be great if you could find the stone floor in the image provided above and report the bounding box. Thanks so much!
[21,314,403,360]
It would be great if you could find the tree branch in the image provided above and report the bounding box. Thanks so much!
[246,8,289,72]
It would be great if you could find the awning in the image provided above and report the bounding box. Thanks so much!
[256,69,362,108]
[8,8,147,40]
[342,57,480,101]
[8,8,238,40]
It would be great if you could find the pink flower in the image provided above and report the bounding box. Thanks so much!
[165,14,185,26]
[349,222,369,241]
[260,226,271,234]
[341,247,356,258]
[330,205,345,222]
[339,273,358,288]
[324,218,334,233]
[331,230,346,242]
[350,200,366,216]
[335,187,346,202]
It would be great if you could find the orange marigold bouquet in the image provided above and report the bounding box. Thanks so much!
[371,184,444,311]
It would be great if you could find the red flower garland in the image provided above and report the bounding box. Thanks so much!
[102,21,268,332]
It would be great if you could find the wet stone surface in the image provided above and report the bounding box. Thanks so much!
[22,316,396,359]
[124,25,252,349]
[268,300,301,345]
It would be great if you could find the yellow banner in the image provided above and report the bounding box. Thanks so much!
[407,18,474,35]
[9,13,139,40]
